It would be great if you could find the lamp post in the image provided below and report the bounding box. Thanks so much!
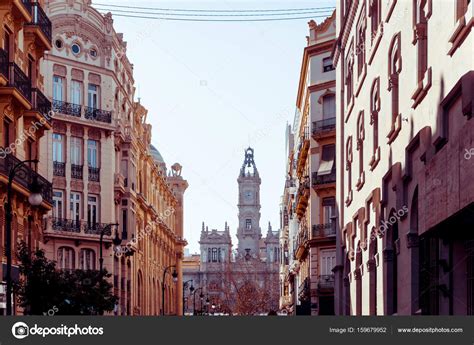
[192,287,204,316]
[99,223,119,274]
[183,279,194,315]
[5,158,43,316]
[161,265,177,315]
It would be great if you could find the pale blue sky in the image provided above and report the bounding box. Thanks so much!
[102,0,335,252]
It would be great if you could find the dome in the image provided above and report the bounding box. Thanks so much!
[150,144,165,164]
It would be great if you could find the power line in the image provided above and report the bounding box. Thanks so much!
[93,3,335,13]
[97,12,332,22]
[95,6,333,17]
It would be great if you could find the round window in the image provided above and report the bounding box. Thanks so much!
[71,43,81,55]
[90,49,97,57]
[55,39,63,49]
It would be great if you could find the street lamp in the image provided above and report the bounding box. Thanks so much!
[192,287,204,316]
[162,265,177,315]
[99,223,119,274]
[183,279,194,315]
[5,158,43,316]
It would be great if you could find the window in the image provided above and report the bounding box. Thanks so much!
[413,0,429,96]
[245,219,252,230]
[53,191,64,219]
[71,80,82,105]
[346,51,354,106]
[52,133,63,162]
[317,144,336,177]
[87,195,98,226]
[88,84,99,109]
[356,10,366,76]
[70,137,82,165]
[320,250,336,275]
[122,209,128,240]
[57,246,75,270]
[80,249,96,270]
[370,78,380,160]
[370,0,381,43]
[322,94,336,119]
[90,49,97,57]
[53,76,64,101]
[211,248,218,262]
[3,119,10,148]
[346,136,353,204]
[323,57,334,72]
[388,33,402,132]
[357,111,365,181]
[323,197,335,224]
[71,43,81,55]
[70,192,81,222]
[87,139,99,168]
[55,39,63,49]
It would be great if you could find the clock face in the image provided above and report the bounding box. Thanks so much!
[244,190,253,202]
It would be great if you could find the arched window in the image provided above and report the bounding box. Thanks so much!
[345,136,353,205]
[369,0,381,42]
[387,33,402,142]
[356,111,365,189]
[137,270,144,315]
[79,248,96,270]
[370,78,380,168]
[369,228,378,315]
[57,246,75,270]
[355,242,363,315]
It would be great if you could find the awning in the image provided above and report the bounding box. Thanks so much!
[317,144,335,176]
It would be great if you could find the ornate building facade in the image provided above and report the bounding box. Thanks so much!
[0,0,53,314]
[279,14,337,315]
[333,0,473,315]
[39,0,187,315]
[183,148,279,315]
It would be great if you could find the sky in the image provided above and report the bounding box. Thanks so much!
[102,0,335,253]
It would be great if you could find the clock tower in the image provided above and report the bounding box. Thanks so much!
[237,148,262,259]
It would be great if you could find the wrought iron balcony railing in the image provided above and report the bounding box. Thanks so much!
[71,164,83,180]
[31,88,52,124]
[52,100,81,117]
[88,166,100,182]
[51,217,81,233]
[0,152,52,204]
[318,274,335,290]
[312,223,336,238]
[28,2,52,42]
[85,222,111,235]
[312,170,336,186]
[8,62,31,102]
[298,277,310,302]
[21,0,32,13]
[84,106,112,123]
[0,48,8,77]
[53,161,65,177]
[312,117,336,136]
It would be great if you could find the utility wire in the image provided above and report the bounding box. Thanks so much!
[93,3,335,13]
[95,6,333,17]
[97,12,332,22]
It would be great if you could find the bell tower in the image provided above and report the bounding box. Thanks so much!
[236,148,262,259]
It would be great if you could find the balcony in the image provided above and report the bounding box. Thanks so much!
[51,217,81,233]
[294,226,309,260]
[53,161,65,177]
[317,274,335,292]
[0,152,52,206]
[88,166,100,182]
[46,218,114,239]
[25,2,52,48]
[312,170,336,190]
[5,62,31,103]
[298,277,310,302]
[28,88,52,127]
[312,117,336,140]
[71,164,83,180]
[295,176,310,218]
[52,100,81,117]
[84,106,112,124]
[295,127,310,177]
[311,223,336,239]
